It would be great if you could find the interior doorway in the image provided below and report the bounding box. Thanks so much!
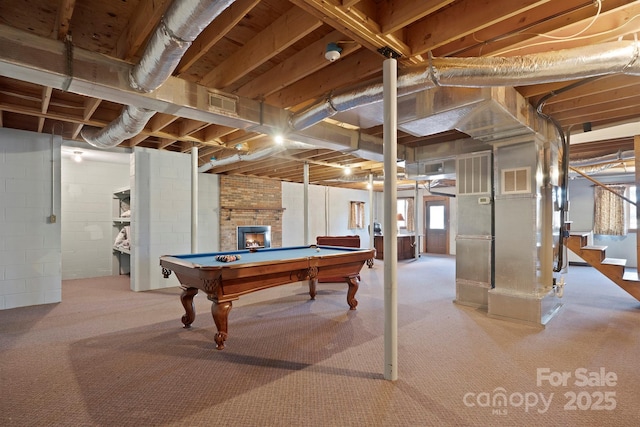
[424,196,449,254]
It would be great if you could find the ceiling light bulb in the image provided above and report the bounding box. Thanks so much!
[344,167,351,175]
[73,151,83,162]
[274,135,284,144]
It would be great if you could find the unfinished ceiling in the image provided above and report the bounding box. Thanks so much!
[0,0,639,190]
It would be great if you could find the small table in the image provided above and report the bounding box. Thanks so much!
[160,245,374,350]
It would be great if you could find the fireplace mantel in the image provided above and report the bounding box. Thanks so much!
[222,206,285,211]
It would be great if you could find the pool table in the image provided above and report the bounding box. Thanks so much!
[159,245,375,350]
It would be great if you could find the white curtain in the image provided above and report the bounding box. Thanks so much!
[593,185,627,236]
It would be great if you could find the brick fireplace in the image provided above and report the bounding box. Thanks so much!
[219,175,283,251]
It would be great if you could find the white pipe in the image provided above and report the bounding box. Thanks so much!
[191,146,198,253]
[383,57,398,381]
[369,173,374,250]
[414,181,420,259]
[304,162,309,245]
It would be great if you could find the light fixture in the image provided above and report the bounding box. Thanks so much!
[274,135,284,145]
[73,151,83,162]
[344,167,351,175]
[325,42,342,62]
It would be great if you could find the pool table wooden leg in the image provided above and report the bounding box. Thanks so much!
[180,287,199,327]
[346,275,359,310]
[308,278,317,300]
[210,299,232,350]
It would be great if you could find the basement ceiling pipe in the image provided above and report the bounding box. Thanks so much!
[81,0,235,149]
[291,41,640,131]
[198,139,315,172]
[570,149,634,167]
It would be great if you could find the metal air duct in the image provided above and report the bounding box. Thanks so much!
[290,41,640,131]
[82,0,235,149]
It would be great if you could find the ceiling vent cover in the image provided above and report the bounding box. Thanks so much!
[208,92,237,114]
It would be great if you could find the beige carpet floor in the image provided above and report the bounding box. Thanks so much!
[1,254,639,426]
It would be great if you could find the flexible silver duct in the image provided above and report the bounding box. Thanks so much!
[569,149,634,167]
[291,41,640,130]
[198,146,286,172]
[198,139,315,172]
[82,0,235,148]
[81,106,156,149]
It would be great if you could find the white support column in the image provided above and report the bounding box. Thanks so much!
[369,173,374,249]
[383,57,398,381]
[414,181,420,258]
[191,146,198,253]
[304,162,309,245]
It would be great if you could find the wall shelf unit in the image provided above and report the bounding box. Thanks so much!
[113,187,131,274]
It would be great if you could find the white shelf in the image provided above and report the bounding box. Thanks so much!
[113,187,131,275]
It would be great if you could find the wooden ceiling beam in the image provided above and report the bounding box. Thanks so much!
[266,49,382,109]
[176,0,260,75]
[406,0,551,57]
[235,30,360,99]
[112,0,170,61]
[482,0,640,57]
[290,0,411,61]
[201,6,322,89]
[378,0,454,36]
[437,0,628,57]
[55,0,76,40]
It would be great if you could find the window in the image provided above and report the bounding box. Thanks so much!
[349,201,365,229]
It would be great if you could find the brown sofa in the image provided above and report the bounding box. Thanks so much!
[315,235,362,283]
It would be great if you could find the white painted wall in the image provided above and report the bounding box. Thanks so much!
[282,182,373,248]
[196,172,220,253]
[0,128,61,309]
[61,157,129,279]
[131,148,192,291]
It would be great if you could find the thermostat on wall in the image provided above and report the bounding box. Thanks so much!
[478,196,491,205]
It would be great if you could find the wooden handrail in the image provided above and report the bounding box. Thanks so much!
[569,166,636,206]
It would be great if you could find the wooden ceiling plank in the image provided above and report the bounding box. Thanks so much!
[176,0,261,75]
[378,0,454,36]
[149,112,179,133]
[203,124,238,142]
[41,87,53,114]
[290,0,411,60]
[179,119,210,137]
[70,122,83,139]
[236,30,361,99]
[437,0,628,57]
[201,6,323,88]
[112,0,170,61]
[158,138,177,149]
[56,0,76,40]
[544,85,640,115]
[406,0,551,56]
[266,49,382,108]
[483,1,640,57]
[82,97,101,121]
[129,133,148,147]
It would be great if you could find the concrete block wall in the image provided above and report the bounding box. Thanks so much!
[131,148,192,291]
[61,157,130,279]
[0,128,61,310]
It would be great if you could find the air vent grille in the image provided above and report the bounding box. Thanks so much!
[501,167,531,194]
[457,154,491,195]
[208,92,237,113]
